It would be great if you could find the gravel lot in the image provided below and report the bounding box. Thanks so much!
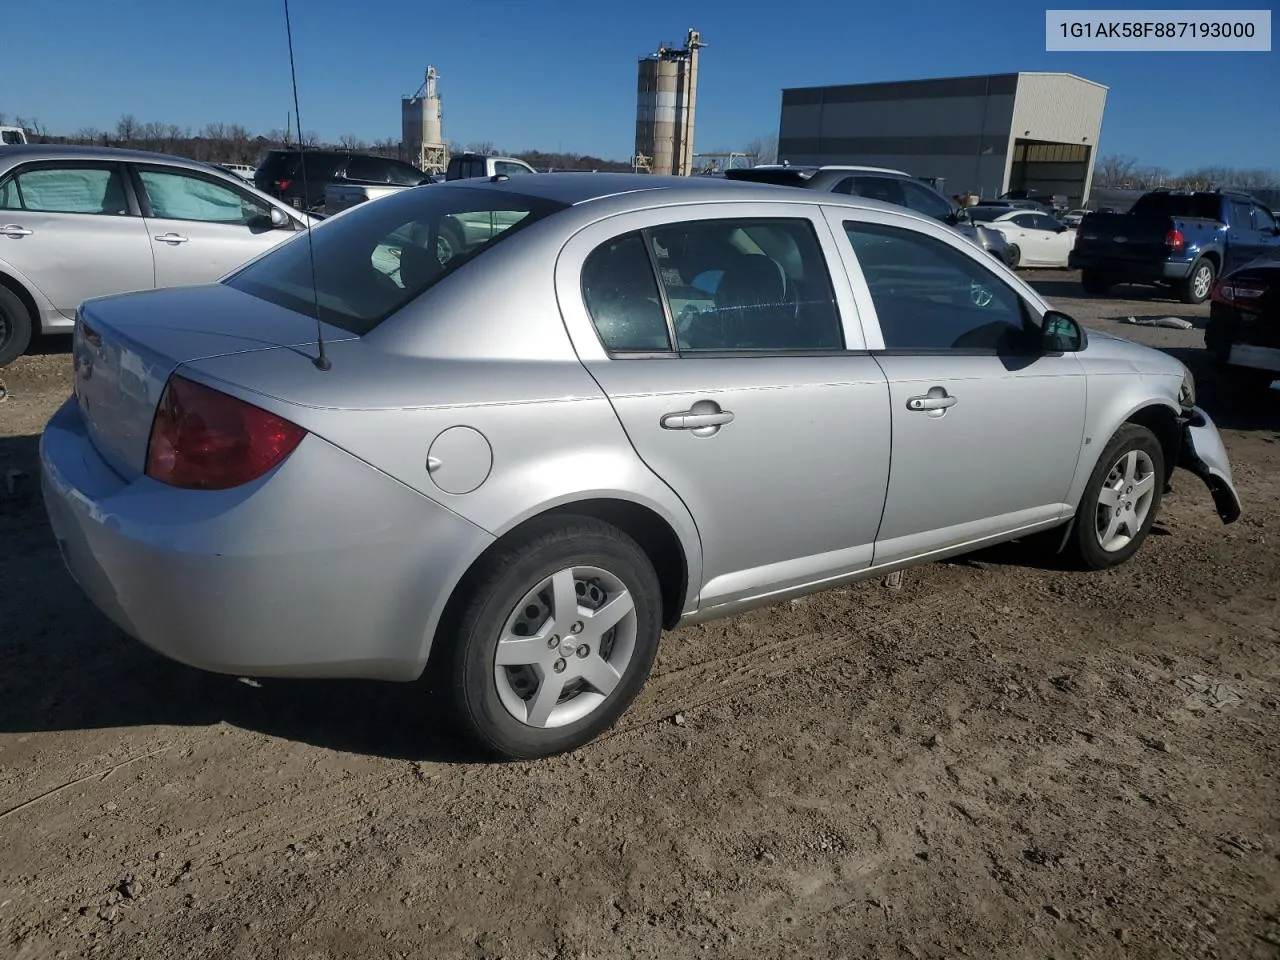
[2,271,1278,959]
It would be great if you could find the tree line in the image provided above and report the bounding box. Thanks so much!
[1094,153,1279,191]
[0,112,634,173]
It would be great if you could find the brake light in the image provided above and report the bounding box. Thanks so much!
[1165,228,1185,251]
[276,178,292,191]
[145,375,306,490]
[1211,278,1267,305]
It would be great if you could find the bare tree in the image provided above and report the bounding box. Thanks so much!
[1095,154,1138,187]
[466,141,496,155]
[745,133,778,165]
[339,134,368,151]
[115,114,140,144]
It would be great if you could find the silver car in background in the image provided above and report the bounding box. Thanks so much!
[0,145,311,366]
[41,175,1241,760]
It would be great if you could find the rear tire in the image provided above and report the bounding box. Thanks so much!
[1064,424,1165,571]
[441,517,663,760]
[1179,258,1215,305]
[1080,270,1111,296]
[0,284,33,368]
[1005,244,1021,269]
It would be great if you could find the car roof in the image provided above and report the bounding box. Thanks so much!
[0,143,234,169]
[440,171,943,226]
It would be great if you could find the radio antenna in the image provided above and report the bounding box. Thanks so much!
[282,0,330,371]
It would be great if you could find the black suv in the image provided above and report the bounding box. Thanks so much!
[256,150,431,211]
[725,164,1013,265]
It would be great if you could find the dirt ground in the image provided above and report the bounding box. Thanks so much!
[2,272,1278,960]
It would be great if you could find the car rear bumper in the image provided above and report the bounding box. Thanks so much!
[1178,406,1241,524]
[1205,303,1280,370]
[40,397,492,681]
[1068,254,1193,281]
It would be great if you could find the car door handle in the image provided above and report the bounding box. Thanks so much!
[154,233,189,244]
[907,393,958,412]
[1,224,32,238]
[661,410,734,430]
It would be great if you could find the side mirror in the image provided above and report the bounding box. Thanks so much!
[269,206,291,228]
[1042,310,1086,353]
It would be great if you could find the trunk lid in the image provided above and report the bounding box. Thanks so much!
[73,284,353,479]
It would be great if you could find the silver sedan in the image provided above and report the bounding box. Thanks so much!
[0,144,311,366]
[40,174,1242,759]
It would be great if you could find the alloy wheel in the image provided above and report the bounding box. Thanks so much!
[492,566,637,729]
[1095,449,1157,552]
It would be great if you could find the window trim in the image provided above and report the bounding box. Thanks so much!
[0,158,141,217]
[128,161,277,227]
[833,212,1044,357]
[581,216,853,359]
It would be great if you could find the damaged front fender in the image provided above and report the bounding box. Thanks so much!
[1178,406,1242,524]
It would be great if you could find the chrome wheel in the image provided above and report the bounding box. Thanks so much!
[493,566,637,729]
[1192,263,1213,301]
[1095,449,1157,552]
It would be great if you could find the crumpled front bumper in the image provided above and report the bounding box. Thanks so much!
[1178,406,1242,523]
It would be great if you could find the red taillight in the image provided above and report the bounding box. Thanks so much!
[1212,278,1267,305]
[145,375,306,490]
[1165,228,1185,251]
[276,178,292,191]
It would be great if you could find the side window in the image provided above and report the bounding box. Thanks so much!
[851,176,907,208]
[899,180,954,221]
[647,218,844,352]
[1255,205,1278,233]
[1228,200,1253,230]
[581,232,671,352]
[832,178,856,195]
[387,161,426,186]
[844,221,1033,353]
[9,165,130,215]
[0,177,20,209]
[343,157,388,183]
[495,161,532,177]
[1010,213,1038,229]
[138,168,269,225]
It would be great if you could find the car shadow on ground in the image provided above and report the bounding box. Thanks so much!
[1025,277,1191,304]
[0,435,479,763]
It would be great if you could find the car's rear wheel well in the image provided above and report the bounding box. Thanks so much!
[1124,404,1180,480]
[1198,250,1220,271]
[0,271,39,333]
[440,499,689,646]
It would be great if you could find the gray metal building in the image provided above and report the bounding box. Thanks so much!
[778,72,1107,206]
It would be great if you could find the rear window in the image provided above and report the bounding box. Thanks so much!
[724,168,814,187]
[258,151,346,181]
[225,186,566,335]
[1130,193,1223,220]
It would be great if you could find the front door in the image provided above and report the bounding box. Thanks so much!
[827,210,1087,566]
[131,164,294,289]
[0,159,154,318]
[562,207,892,611]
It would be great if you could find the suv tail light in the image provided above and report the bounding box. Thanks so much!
[146,375,306,490]
[1165,228,1185,251]
[276,178,292,192]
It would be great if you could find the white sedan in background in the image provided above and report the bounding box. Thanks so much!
[966,207,1076,268]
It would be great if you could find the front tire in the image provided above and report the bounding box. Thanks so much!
[1005,244,1021,269]
[1179,258,1215,305]
[1064,424,1165,571]
[0,285,33,368]
[443,517,663,760]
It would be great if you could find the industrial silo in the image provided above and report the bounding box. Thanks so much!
[634,30,704,176]
[401,66,447,175]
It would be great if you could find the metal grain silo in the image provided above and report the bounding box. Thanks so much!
[401,66,448,175]
[634,29,705,176]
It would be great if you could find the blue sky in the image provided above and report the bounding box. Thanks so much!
[4,0,1277,171]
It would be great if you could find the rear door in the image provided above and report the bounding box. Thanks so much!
[1253,204,1280,260]
[131,163,297,288]
[1225,199,1260,274]
[556,202,892,612]
[823,206,1086,565]
[0,158,154,318]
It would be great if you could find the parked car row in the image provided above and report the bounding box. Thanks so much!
[0,144,313,366]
